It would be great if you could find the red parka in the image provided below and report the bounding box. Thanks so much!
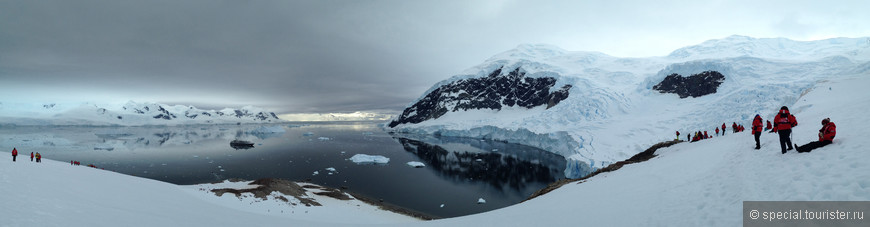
[773,109,797,131]
[752,115,763,134]
[11,148,17,156]
[819,122,836,142]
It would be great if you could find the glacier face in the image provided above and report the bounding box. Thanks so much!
[0,101,283,126]
[389,36,870,178]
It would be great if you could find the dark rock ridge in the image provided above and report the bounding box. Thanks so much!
[652,71,725,98]
[389,67,572,127]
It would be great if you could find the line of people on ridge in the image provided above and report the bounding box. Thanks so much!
[676,122,748,143]
[675,106,836,154]
[10,148,41,163]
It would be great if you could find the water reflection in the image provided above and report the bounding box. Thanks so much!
[393,135,566,192]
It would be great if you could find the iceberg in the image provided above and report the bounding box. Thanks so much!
[349,154,389,165]
[406,161,425,168]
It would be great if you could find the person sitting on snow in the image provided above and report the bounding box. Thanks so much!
[795,118,836,153]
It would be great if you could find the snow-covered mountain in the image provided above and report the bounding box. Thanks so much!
[0,101,283,126]
[388,36,870,178]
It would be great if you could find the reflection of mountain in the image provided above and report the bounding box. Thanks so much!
[98,125,286,150]
[394,136,566,191]
[0,125,290,152]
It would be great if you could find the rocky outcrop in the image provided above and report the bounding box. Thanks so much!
[652,71,725,98]
[389,67,572,127]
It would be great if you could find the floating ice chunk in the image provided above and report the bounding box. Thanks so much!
[312,171,319,176]
[303,132,315,136]
[325,167,337,172]
[406,161,426,168]
[477,198,486,204]
[440,204,445,208]
[492,149,498,151]
[475,159,483,162]
[318,137,331,141]
[349,154,390,164]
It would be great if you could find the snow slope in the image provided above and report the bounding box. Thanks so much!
[0,157,416,226]
[413,68,870,227]
[389,36,870,178]
[0,100,283,126]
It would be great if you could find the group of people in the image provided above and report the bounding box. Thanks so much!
[10,148,41,162]
[674,106,837,154]
[766,106,837,153]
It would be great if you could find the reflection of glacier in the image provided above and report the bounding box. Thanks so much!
[0,124,292,152]
[394,135,571,192]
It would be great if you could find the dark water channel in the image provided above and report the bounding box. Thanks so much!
[0,122,567,218]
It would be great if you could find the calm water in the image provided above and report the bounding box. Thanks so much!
[0,122,567,218]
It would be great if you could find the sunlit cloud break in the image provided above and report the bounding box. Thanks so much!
[278,112,394,122]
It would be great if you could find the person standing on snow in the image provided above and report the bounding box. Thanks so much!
[676,131,680,141]
[774,106,798,154]
[715,127,720,136]
[752,114,764,149]
[722,123,727,135]
[795,118,836,153]
[766,120,773,130]
[31,152,34,162]
[11,148,17,162]
[36,152,42,163]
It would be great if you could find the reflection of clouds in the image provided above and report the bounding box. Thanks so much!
[393,136,567,192]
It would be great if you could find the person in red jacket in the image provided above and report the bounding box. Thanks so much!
[715,127,720,136]
[675,131,680,141]
[31,152,34,162]
[721,123,727,135]
[796,118,836,153]
[704,131,709,139]
[752,114,764,149]
[765,120,772,130]
[11,148,17,162]
[774,106,798,154]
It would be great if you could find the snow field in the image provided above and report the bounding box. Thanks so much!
[416,73,870,227]
[0,157,415,226]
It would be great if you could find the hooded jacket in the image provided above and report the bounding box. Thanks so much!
[773,109,797,131]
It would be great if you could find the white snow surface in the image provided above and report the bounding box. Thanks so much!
[390,36,870,177]
[0,158,416,226]
[348,154,390,164]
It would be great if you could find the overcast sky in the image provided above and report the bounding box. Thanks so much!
[2,0,868,114]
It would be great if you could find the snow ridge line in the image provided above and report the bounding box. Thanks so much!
[523,140,683,202]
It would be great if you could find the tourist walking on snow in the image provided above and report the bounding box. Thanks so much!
[774,106,798,154]
[11,148,17,162]
[795,118,836,153]
[722,123,727,135]
[752,114,763,149]
[36,152,42,163]
[30,152,34,162]
[715,127,719,136]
